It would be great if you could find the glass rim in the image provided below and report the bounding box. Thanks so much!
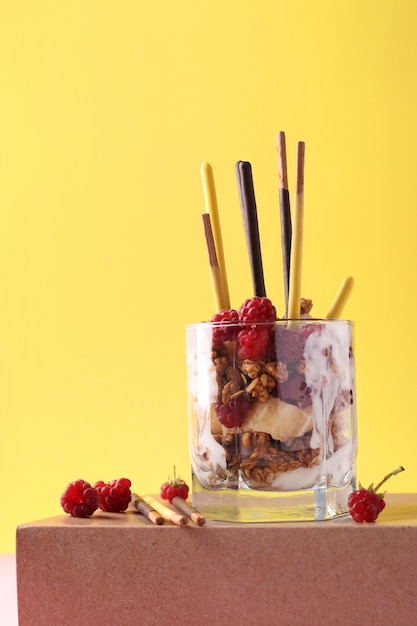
[187,318,354,329]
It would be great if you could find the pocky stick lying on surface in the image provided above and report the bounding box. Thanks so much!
[143,495,189,527]
[129,494,164,525]
[171,496,206,526]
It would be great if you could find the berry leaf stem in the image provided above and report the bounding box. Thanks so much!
[373,466,405,494]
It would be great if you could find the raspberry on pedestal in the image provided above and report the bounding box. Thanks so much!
[94,478,132,513]
[160,467,190,503]
[348,489,385,523]
[60,479,99,518]
[348,466,405,523]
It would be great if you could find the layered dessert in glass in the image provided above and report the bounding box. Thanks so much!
[187,309,356,521]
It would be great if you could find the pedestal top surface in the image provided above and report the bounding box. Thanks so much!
[17,492,417,530]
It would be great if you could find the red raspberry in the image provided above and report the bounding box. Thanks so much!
[215,395,252,429]
[348,467,405,523]
[237,327,269,360]
[160,467,189,503]
[347,489,385,523]
[60,479,99,517]
[94,478,132,512]
[211,308,239,343]
[238,297,277,326]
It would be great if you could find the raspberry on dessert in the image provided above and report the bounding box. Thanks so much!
[211,308,239,343]
[237,327,270,360]
[238,297,277,326]
[94,478,132,513]
[60,479,99,518]
[215,395,252,429]
[160,467,190,503]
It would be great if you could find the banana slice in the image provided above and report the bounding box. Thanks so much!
[243,397,313,442]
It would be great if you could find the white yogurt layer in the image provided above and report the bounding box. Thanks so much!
[303,322,354,455]
[271,439,355,490]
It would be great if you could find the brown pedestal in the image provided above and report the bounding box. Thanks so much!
[16,493,417,625]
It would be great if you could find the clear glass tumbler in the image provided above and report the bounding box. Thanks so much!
[186,319,357,521]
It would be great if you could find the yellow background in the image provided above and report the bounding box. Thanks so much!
[1,1,416,552]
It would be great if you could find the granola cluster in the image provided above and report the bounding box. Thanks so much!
[213,351,292,405]
[212,429,320,487]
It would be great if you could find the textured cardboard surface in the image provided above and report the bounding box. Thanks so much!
[16,493,417,626]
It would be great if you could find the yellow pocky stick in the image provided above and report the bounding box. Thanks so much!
[287,141,305,322]
[277,131,292,315]
[201,162,230,309]
[326,276,355,318]
[202,213,227,313]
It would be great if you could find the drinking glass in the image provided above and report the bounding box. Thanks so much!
[186,319,357,521]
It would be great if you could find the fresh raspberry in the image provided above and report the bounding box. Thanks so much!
[160,467,189,503]
[347,489,385,523]
[237,327,269,360]
[238,297,277,326]
[215,395,252,429]
[211,309,239,343]
[348,466,405,523]
[94,478,132,512]
[60,479,99,517]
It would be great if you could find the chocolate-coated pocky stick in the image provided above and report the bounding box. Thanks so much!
[235,160,266,298]
[130,493,164,525]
